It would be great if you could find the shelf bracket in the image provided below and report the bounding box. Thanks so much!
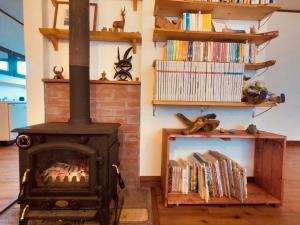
[252,107,273,118]
[50,0,58,8]
[131,39,137,54]
[48,35,58,51]
[133,0,138,11]
[153,105,157,117]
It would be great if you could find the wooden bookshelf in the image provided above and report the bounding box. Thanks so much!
[152,60,276,71]
[152,100,277,108]
[39,28,142,53]
[154,0,281,20]
[161,129,286,206]
[153,28,279,46]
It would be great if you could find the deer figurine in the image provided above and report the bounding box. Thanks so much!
[113,7,125,32]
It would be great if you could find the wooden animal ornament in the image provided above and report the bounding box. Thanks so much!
[176,113,220,135]
[53,66,64,79]
[113,7,125,32]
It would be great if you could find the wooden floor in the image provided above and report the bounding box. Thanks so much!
[0,144,18,213]
[1,145,300,225]
[151,145,300,225]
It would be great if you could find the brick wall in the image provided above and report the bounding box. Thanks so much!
[44,80,140,188]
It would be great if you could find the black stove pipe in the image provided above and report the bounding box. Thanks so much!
[69,0,91,125]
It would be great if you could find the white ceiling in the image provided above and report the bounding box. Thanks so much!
[278,0,300,10]
[0,0,23,23]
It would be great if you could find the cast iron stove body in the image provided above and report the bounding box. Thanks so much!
[15,123,120,225]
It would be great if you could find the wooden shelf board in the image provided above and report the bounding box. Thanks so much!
[153,100,277,108]
[154,0,281,20]
[245,60,276,70]
[152,60,276,71]
[167,182,281,205]
[39,28,142,53]
[42,78,141,85]
[163,129,286,140]
[153,28,278,46]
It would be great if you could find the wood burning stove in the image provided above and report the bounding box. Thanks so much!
[13,0,124,224]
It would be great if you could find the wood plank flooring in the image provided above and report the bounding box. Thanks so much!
[0,144,18,213]
[1,145,300,225]
[153,145,300,225]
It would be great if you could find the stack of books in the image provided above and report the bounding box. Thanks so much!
[168,151,247,203]
[182,12,212,31]
[155,60,244,102]
[165,40,257,63]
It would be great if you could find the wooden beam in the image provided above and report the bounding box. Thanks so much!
[0,8,23,25]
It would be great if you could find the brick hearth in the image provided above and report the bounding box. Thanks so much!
[43,79,140,188]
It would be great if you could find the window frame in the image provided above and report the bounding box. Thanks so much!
[0,46,26,79]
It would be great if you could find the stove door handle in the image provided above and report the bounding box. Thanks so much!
[18,169,30,204]
[112,164,125,189]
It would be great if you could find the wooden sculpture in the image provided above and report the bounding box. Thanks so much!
[176,113,220,135]
[155,16,182,29]
[99,71,108,81]
[113,7,126,32]
[53,66,64,79]
[114,47,133,81]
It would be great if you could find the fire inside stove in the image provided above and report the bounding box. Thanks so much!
[33,150,90,188]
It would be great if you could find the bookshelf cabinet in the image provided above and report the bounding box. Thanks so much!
[161,129,286,206]
[152,1,281,108]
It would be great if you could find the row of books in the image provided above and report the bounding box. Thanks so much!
[155,60,244,102]
[182,12,212,32]
[168,151,247,203]
[198,0,276,4]
[165,40,257,63]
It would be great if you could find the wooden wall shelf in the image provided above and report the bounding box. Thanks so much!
[153,28,279,46]
[42,78,141,85]
[161,129,286,206]
[152,60,276,71]
[39,28,142,53]
[154,0,281,20]
[152,100,277,108]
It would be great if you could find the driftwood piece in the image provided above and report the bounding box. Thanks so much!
[176,113,220,135]
[155,16,181,30]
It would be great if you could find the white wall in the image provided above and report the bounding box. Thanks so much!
[23,1,297,176]
[255,12,300,140]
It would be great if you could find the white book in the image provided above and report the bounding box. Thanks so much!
[155,60,159,100]
[161,60,165,100]
[224,63,229,102]
[198,11,202,31]
[206,62,211,101]
[201,62,207,101]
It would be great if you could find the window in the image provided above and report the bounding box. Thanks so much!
[17,61,26,75]
[0,46,26,79]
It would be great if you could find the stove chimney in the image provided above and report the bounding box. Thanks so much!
[68,0,91,125]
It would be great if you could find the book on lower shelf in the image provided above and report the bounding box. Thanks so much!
[155,60,244,102]
[168,150,247,203]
